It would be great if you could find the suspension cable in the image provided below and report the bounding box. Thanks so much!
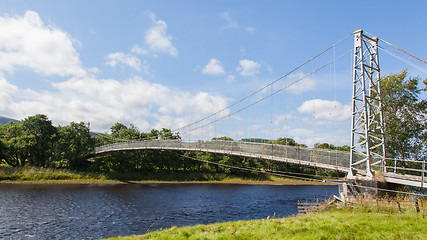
[181,49,353,134]
[379,46,427,75]
[364,31,427,65]
[179,153,329,182]
[179,153,427,197]
[173,33,353,134]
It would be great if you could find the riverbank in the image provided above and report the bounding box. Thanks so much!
[107,207,426,240]
[0,166,335,185]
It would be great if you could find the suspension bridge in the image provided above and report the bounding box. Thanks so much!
[94,29,427,189]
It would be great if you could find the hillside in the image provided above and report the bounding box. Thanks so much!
[0,116,19,124]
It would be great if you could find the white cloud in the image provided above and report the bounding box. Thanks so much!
[286,72,315,94]
[0,75,229,132]
[106,52,141,71]
[0,10,232,138]
[237,59,261,77]
[0,11,86,77]
[130,45,149,55]
[297,99,351,121]
[246,27,255,33]
[145,12,178,56]
[202,58,225,75]
[0,75,18,111]
[220,12,239,30]
[272,113,294,125]
[220,12,255,33]
[226,74,236,83]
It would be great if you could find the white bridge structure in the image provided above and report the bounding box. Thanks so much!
[94,139,426,188]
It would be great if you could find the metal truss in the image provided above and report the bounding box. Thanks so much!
[348,29,386,179]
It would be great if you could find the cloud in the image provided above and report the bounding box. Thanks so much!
[226,74,236,83]
[106,52,141,71]
[237,59,261,77]
[220,12,255,33]
[220,12,239,30]
[0,75,18,111]
[145,12,178,56]
[0,11,229,134]
[297,99,351,121]
[0,11,86,77]
[202,58,225,75]
[246,27,255,33]
[2,75,230,133]
[286,72,315,94]
[131,45,149,55]
[272,113,294,125]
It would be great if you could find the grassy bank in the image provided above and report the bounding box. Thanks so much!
[107,207,426,240]
[0,166,316,184]
[0,165,108,182]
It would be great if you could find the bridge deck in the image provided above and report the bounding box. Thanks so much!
[95,140,351,172]
[94,140,426,188]
[384,172,427,188]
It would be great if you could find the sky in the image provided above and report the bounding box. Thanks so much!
[0,0,426,146]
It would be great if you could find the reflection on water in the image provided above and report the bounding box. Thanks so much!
[0,183,338,239]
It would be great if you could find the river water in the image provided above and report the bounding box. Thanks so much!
[0,183,338,239]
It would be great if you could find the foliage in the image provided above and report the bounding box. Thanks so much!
[212,136,234,141]
[268,137,298,146]
[0,122,35,166]
[0,115,94,170]
[111,123,141,140]
[20,114,58,167]
[314,142,350,152]
[380,70,427,159]
[335,145,350,152]
[55,122,94,169]
[314,142,335,150]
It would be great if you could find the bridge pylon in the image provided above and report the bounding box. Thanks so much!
[348,29,386,179]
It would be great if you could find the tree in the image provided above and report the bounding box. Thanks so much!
[335,145,350,152]
[56,122,94,169]
[268,137,298,146]
[110,123,140,140]
[21,114,57,167]
[380,70,427,159]
[212,136,233,141]
[314,143,335,150]
[110,122,128,136]
[0,122,35,166]
[159,128,180,140]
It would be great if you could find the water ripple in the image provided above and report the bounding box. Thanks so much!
[0,184,337,239]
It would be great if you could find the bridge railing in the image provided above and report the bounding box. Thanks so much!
[95,140,354,171]
[384,157,426,180]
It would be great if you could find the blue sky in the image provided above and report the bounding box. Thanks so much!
[0,0,426,146]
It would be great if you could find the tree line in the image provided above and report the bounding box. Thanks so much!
[0,115,345,177]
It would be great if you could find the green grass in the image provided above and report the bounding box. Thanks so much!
[106,207,427,240]
[0,165,108,181]
[0,166,310,184]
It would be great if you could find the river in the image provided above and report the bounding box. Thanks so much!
[0,183,338,239]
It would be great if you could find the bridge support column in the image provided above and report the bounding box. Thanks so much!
[348,29,386,179]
